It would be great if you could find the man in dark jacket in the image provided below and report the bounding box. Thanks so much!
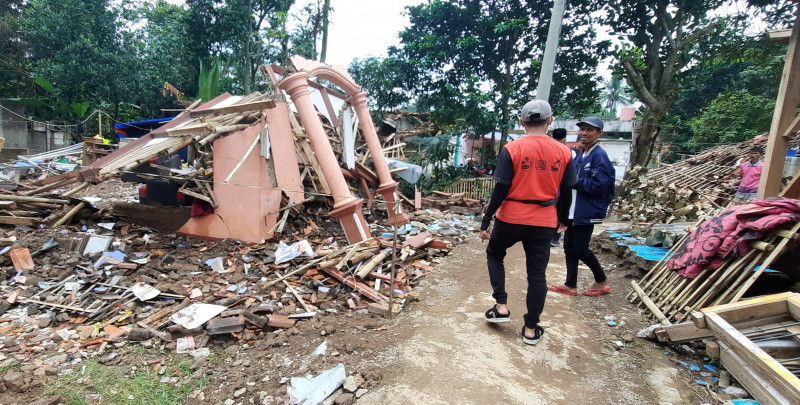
[479,100,576,345]
[548,116,615,297]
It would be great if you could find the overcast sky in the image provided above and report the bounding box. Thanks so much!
[323,0,426,67]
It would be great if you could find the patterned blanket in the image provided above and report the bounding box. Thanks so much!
[666,197,800,278]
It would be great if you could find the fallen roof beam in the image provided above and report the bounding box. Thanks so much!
[190,99,277,118]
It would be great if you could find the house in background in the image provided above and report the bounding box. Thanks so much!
[0,100,72,160]
[456,110,638,181]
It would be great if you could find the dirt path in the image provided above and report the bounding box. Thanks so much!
[359,226,696,405]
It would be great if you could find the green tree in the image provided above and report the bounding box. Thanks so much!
[605,0,796,167]
[348,53,414,112]
[0,0,29,98]
[658,20,787,158]
[20,0,143,124]
[687,89,775,146]
[604,0,728,167]
[398,0,607,156]
[600,75,634,114]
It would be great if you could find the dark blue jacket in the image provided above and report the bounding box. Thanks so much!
[572,144,615,225]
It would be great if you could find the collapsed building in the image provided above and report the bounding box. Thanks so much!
[30,56,413,243]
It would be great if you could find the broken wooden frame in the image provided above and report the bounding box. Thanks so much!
[629,220,800,325]
[700,293,800,405]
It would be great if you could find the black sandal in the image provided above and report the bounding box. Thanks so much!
[484,305,510,323]
[521,325,544,345]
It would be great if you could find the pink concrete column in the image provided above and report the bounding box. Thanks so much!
[349,91,409,224]
[280,73,369,243]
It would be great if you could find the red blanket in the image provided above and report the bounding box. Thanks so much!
[666,197,800,278]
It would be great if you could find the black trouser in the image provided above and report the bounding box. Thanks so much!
[486,218,554,328]
[563,223,606,288]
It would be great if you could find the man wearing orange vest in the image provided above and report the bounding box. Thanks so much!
[479,99,577,345]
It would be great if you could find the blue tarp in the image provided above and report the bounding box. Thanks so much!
[627,245,672,262]
[114,117,174,135]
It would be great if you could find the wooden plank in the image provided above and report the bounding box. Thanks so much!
[31,170,79,187]
[719,340,794,405]
[760,10,800,197]
[201,180,218,208]
[0,216,38,226]
[655,322,710,342]
[780,171,800,198]
[780,113,800,138]
[704,297,800,405]
[788,296,800,320]
[769,28,793,43]
[190,99,276,117]
[656,315,798,343]
[701,292,794,324]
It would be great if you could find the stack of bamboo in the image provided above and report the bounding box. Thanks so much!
[629,221,800,325]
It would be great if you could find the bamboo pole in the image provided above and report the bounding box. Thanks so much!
[53,202,87,227]
[682,249,761,315]
[626,224,696,301]
[355,249,390,279]
[22,177,79,196]
[729,221,800,302]
[631,280,670,325]
[0,195,69,204]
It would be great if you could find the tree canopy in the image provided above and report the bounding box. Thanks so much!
[0,0,794,174]
[604,0,796,167]
[395,0,608,147]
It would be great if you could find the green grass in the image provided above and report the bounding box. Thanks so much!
[43,358,208,405]
[0,360,20,373]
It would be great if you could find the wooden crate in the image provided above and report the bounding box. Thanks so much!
[442,177,494,200]
[701,293,800,405]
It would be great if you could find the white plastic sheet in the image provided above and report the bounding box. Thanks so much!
[287,363,346,405]
[274,240,315,265]
[169,303,227,329]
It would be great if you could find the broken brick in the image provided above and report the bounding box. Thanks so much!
[266,314,296,329]
[9,248,34,271]
[103,325,124,339]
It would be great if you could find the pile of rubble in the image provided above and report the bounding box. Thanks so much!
[613,137,772,223]
[0,203,477,368]
[420,191,483,215]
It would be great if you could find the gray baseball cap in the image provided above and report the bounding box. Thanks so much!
[576,116,604,130]
[521,100,552,121]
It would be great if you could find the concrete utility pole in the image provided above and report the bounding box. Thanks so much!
[535,0,567,102]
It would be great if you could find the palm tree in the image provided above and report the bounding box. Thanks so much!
[600,75,634,114]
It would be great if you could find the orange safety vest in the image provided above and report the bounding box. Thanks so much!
[496,135,573,227]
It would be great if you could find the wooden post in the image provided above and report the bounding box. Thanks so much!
[760,10,800,197]
[355,249,390,279]
[631,280,670,325]
[53,202,87,227]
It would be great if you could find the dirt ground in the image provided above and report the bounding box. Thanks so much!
[356,225,702,405]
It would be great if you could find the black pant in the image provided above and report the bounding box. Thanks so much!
[563,223,606,288]
[486,219,554,328]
